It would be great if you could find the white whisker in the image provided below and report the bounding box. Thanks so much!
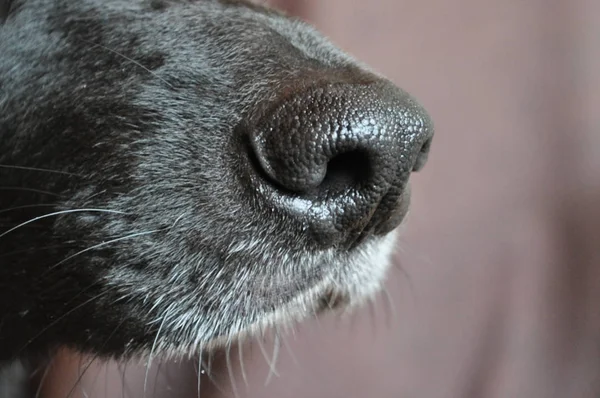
[118,361,128,398]
[257,335,279,385]
[381,287,396,328]
[0,208,126,238]
[144,311,168,398]
[200,352,223,394]
[281,332,300,368]
[367,296,378,336]
[16,288,115,356]
[238,342,248,387]
[264,333,280,386]
[225,343,240,398]
[0,164,83,177]
[44,229,162,275]
[392,260,416,303]
[0,187,61,196]
[0,203,58,215]
[68,319,123,398]
[197,352,203,398]
[34,356,55,398]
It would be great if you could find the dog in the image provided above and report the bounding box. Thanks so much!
[0,0,433,394]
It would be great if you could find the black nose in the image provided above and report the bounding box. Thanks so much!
[248,81,433,249]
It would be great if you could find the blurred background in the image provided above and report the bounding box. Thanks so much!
[40,0,600,397]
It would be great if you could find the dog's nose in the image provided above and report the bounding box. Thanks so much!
[248,81,433,249]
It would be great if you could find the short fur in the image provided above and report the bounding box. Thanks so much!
[0,0,431,393]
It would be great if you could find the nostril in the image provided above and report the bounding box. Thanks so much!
[413,136,433,172]
[319,150,372,195]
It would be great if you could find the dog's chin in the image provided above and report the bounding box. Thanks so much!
[147,229,399,359]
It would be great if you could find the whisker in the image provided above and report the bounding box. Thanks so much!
[349,303,359,333]
[77,38,174,89]
[0,164,84,177]
[66,319,125,398]
[0,208,127,239]
[0,203,58,215]
[118,361,128,398]
[144,312,168,398]
[85,355,108,395]
[264,333,280,386]
[0,190,110,225]
[39,277,101,305]
[200,351,223,394]
[0,244,79,260]
[15,288,115,357]
[225,343,240,398]
[257,335,279,385]
[169,213,187,231]
[75,355,85,398]
[381,287,397,329]
[238,342,248,387]
[152,359,165,398]
[34,356,56,398]
[367,296,378,336]
[43,229,162,276]
[313,308,322,329]
[0,223,44,229]
[206,353,214,381]
[80,189,108,205]
[67,356,97,398]
[105,362,110,398]
[392,260,417,306]
[197,351,203,398]
[281,332,300,368]
[0,187,61,197]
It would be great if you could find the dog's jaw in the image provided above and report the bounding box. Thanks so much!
[127,230,399,360]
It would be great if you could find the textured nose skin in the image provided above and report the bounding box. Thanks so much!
[249,81,433,249]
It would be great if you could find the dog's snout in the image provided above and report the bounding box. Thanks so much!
[248,81,433,249]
